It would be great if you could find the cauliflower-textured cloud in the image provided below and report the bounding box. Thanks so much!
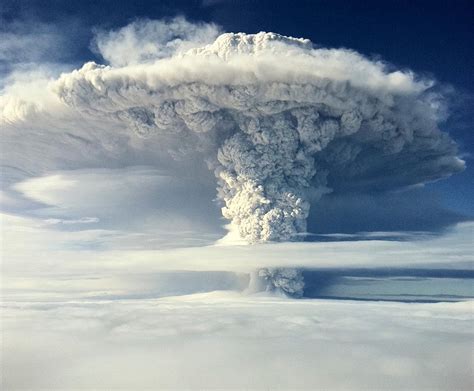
[54,30,464,243]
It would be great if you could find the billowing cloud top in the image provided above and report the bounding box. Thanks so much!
[3,22,465,243]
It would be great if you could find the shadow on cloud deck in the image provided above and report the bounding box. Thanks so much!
[302,268,474,302]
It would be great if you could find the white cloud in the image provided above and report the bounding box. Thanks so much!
[2,208,472,300]
[43,217,99,225]
[93,17,222,67]
[2,293,472,390]
[12,167,224,238]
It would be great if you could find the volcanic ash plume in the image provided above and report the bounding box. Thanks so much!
[248,268,305,298]
[55,28,464,243]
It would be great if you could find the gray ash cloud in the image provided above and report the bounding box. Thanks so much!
[52,27,464,243]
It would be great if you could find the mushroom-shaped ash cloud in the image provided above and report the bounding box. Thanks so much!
[55,29,464,243]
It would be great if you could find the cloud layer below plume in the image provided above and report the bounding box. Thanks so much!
[3,293,472,390]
